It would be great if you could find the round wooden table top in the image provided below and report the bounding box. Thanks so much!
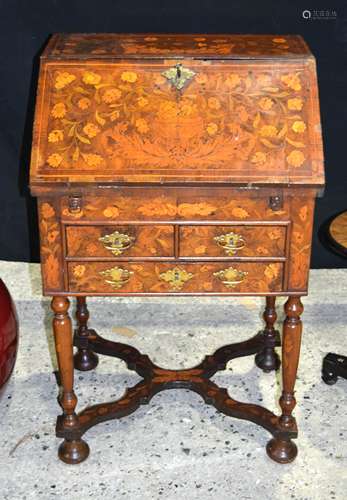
[328,211,347,257]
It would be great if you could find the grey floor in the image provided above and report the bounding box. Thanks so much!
[0,261,346,500]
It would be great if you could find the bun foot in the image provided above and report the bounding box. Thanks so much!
[255,349,280,373]
[58,439,90,464]
[266,437,297,464]
[74,349,99,371]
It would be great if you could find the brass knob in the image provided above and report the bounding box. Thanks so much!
[159,267,194,291]
[214,231,245,256]
[213,267,248,289]
[99,266,133,289]
[98,230,135,256]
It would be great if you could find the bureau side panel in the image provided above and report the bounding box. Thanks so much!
[38,198,64,293]
[287,194,315,291]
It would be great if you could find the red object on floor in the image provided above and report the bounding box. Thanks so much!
[0,279,18,397]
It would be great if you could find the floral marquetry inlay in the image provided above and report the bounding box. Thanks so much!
[32,59,319,184]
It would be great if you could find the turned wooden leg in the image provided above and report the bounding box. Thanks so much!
[255,296,281,372]
[267,296,303,464]
[52,296,89,464]
[74,296,98,371]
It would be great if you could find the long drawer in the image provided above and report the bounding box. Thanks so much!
[68,261,284,294]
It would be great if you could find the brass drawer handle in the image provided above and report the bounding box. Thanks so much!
[213,267,248,289]
[99,266,133,289]
[159,266,194,291]
[214,231,246,256]
[99,231,135,256]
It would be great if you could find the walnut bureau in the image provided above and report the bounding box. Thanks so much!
[29,33,324,464]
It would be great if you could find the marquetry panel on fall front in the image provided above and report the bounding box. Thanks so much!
[30,33,324,188]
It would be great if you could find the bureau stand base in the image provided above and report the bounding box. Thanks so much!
[55,328,298,464]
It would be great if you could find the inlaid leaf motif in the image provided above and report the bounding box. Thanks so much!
[44,64,309,173]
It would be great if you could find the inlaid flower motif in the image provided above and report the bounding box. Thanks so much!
[73,265,86,278]
[195,74,208,84]
[137,96,148,107]
[78,97,91,110]
[208,97,221,110]
[102,88,122,103]
[138,201,176,217]
[225,74,241,89]
[264,264,279,280]
[86,243,98,254]
[272,38,287,43]
[103,206,120,218]
[268,228,282,240]
[47,153,63,168]
[47,230,59,244]
[157,101,177,120]
[259,125,278,138]
[286,150,305,167]
[121,71,138,83]
[180,103,194,116]
[292,120,306,133]
[256,246,269,255]
[299,205,308,221]
[206,122,218,135]
[82,71,101,85]
[82,153,104,167]
[51,102,67,118]
[136,118,149,133]
[48,129,64,143]
[259,97,273,111]
[251,151,266,165]
[287,98,303,110]
[83,122,100,138]
[231,207,249,219]
[281,73,301,91]
[110,110,120,121]
[293,231,304,244]
[54,71,76,89]
[41,202,55,219]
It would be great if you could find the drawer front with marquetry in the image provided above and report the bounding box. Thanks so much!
[179,225,287,258]
[60,189,290,222]
[65,224,174,258]
[67,261,284,294]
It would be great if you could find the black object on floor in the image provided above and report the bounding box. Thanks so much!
[322,353,347,385]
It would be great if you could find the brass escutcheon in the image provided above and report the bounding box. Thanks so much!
[99,266,133,289]
[214,231,246,256]
[161,63,196,90]
[213,267,248,289]
[159,266,194,291]
[98,231,135,256]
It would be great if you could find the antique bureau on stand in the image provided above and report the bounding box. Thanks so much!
[29,33,324,464]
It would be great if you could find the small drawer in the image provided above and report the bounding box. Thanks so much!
[68,261,284,294]
[179,225,286,258]
[65,225,174,258]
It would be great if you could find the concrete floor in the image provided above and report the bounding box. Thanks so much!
[0,261,346,500]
